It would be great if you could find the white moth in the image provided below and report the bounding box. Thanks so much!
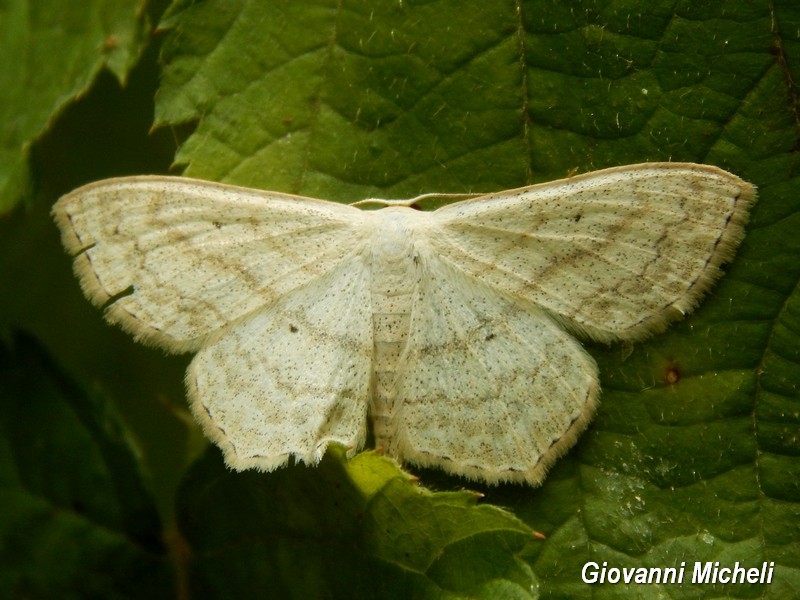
[53,163,755,485]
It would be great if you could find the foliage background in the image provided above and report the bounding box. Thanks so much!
[1,0,798,598]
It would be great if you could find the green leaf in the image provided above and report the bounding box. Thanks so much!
[155,0,536,200]
[154,1,800,596]
[0,333,172,598]
[1,0,799,596]
[178,446,535,598]
[0,0,149,214]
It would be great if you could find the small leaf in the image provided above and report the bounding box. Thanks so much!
[177,446,537,599]
[0,0,149,214]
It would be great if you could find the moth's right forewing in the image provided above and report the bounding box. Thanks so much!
[428,163,755,343]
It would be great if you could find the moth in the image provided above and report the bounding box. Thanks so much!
[53,163,755,485]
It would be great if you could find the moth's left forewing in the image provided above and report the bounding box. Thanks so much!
[428,163,756,343]
[52,177,370,353]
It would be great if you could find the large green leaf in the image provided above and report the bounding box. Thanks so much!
[0,0,798,597]
[0,0,150,213]
[154,0,800,596]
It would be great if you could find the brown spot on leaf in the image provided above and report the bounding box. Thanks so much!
[663,362,681,385]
